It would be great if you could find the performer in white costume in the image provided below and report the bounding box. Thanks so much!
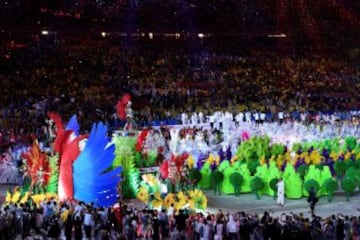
[235,112,244,125]
[191,112,199,126]
[124,101,134,130]
[169,128,180,155]
[195,130,210,153]
[245,111,252,123]
[181,112,188,125]
[276,177,285,206]
[198,112,204,124]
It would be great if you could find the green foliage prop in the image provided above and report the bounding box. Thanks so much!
[346,160,360,170]
[234,162,252,193]
[315,164,324,171]
[303,165,322,196]
[230,172,243,196]
[283,164,303,198]
[199,162,212,189]
[220,162,236,194]
[236,136,270,164]
[250,176,264,199]
[345,167,360,185]
[145,150,158,167]
[334,161,347,178]
[322,178,337,202]
[113,136,140,199]
[134,152,142,167]
[255,163,280,196]
[248,161,260,176]
[341,177,357,201]
[319,166,333,195]
[304,179,320,193]
[292,143,302,153]
[269,178,279,199]
[297,165,309,180]
[212,170,224,195]
[270,143,285,158]
[344,137,357,151]
[46,154,59,194]
[189,169,202,189]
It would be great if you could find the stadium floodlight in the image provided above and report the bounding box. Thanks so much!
[267,33,287,38]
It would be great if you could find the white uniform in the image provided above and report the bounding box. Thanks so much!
[278,112,284,122]
[254,112,259,121]
[181,112,188,125]
[235,112,244,124]
[198,112,204,124]
[245,112,252,123]
[191,113,198,126]
[276,179,285,205]
[260,113,266,123]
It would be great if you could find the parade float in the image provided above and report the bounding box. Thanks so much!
[4,113,122,207]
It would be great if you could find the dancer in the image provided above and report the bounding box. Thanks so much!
[36,167,50,188]
[124,101,135,130]
[276,178,285,206]
[181,112,188,125]
[307,187,318,215]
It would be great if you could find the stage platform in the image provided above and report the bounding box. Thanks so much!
[204,190,360,218]
[126,190,360,219]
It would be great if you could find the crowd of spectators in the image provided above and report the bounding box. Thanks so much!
[0,2,359,240]
[0,36,359,149]
[1,199,360,240]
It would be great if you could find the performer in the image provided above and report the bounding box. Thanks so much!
[181,112,188,125]
[260,112,266,124]
[254,111,260,125]
[36,166,49,188]
[198,111,204,124]
[191,112,199,127]
[116,93,135,131]
[124,101,135,131]
[209,114,215,129]
[245,111,252,123]
[278,111,284,124]
[235,112,244,125]
[276,178,285,206]
[307,187,318,215]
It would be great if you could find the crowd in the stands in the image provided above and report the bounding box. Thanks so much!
[0,37,359,149]
[1,199,359,240]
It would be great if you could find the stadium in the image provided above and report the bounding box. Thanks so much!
[0,1,359,239]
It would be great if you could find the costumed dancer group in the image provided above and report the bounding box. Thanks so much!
[182,110,360,142]
[123,96,324,212]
